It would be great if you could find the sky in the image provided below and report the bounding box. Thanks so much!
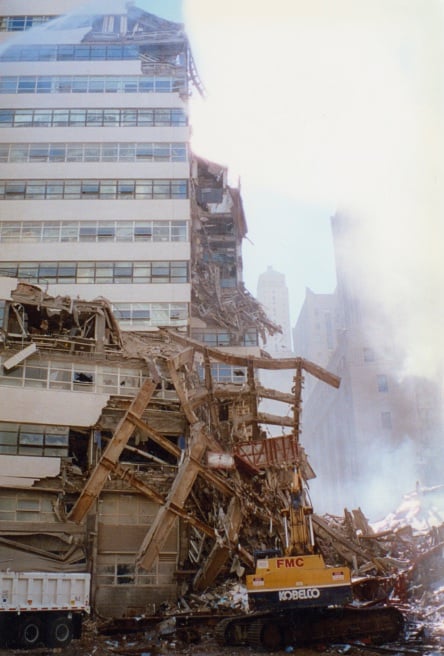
[183,0,443,324]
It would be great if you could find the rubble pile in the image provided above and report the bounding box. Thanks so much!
[0,281,442,654]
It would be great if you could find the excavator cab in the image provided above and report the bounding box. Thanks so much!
[246,467,353,611]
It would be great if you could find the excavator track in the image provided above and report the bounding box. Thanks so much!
[216,605,404,651]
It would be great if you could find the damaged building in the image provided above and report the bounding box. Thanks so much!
[0,275,338,619]
[0,2,442,646]
[0,0,288,621]
[1,279,442,648]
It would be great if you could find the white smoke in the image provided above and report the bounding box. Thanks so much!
[186,0,444,383]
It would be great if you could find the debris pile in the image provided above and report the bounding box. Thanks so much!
[0,281,442,653]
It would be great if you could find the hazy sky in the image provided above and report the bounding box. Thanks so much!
[184,0,444,333]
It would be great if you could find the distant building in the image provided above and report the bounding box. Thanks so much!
[296,212,443,518]
[257,266,293,355]
[293,288,338,399]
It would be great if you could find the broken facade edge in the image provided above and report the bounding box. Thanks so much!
[0,274,336,618]
[0,280,442,626]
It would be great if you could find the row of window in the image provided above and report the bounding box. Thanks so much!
[113,303,188,326]
[196,363,247,384]
[191,329,258,347]
[1,43,141,61]
[0,75,184,94]
[0,179,188,200]
[0,423,68,457]
[0,298,187,329]
[0,358,144,395]
[0,16,53,31]
[0,261,189,284]
[96,560,171,586]
[0,142,187,163]
[0,107,187,127]
[0,492,56,522]
[0,220,188,243]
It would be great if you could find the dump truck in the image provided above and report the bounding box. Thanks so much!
[216,467,404,651]
[0,571,90,648]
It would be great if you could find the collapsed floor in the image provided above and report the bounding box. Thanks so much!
[0,283,442,647]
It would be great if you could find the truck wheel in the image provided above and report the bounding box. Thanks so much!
[46,616,73,647]
[17,616,42,648]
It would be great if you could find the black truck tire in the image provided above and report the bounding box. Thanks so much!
[45,615,73,647]
[17,616,42,648]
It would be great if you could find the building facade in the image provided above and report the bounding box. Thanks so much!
[0,0,193,333]
[257,266,293,355]
[296,213,443,519]
[0,1,279,623]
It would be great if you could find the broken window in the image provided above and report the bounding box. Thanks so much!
[197,363,246,384]
[73,370,94,387]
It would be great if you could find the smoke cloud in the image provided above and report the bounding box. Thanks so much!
[186,0,444,382]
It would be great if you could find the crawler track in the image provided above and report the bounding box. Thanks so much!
[216,605,404,651]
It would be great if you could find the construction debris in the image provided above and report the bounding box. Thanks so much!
[0,281,442,652]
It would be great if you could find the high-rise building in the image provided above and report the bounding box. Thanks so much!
[0,0,272,349]
[292,288,337,399]
[0,1,281,622]
[298,212,443,519]
[257,266,293,355]
[0,1,193,333]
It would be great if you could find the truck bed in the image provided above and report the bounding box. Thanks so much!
[0,571,90,613]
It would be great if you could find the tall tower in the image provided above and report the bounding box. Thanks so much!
[257,266,293,355]
[300,212,444,518]
[0,1,192,332]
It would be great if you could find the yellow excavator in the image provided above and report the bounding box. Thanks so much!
[246,468,353,612]
[217,462,404,651]
[216,365,404,651]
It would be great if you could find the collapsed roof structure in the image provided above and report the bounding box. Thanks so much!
[0,276,339,617]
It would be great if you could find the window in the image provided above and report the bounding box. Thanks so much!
[197,363,246,383]
[0,75,185,95]
[0,220,188,243]
[112,303,188,327]
[0,422,69,457]
[0,140,188,164]
[171,221,187,241]
[0,44,141,62]
[377,374,388,392]
[381,411,392,429]
[22,222,41,241]
[117,181,135,196]
[134,223,153,240]
[0,110,13,126]
[97,224,115,241]
[81,182,100,196]
[5,182,25,197]
[363,347,375,362]
[132,305,151,320]
[153,223,169,241]
[0,359,144,396]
